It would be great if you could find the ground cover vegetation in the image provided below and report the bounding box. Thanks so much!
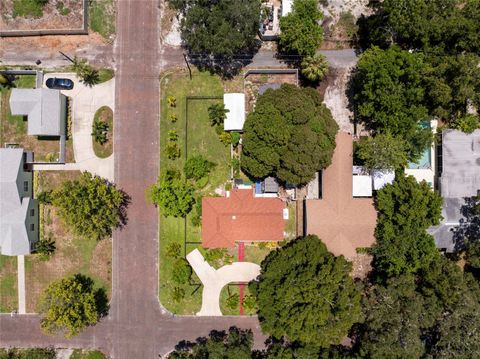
[241,84,338,185]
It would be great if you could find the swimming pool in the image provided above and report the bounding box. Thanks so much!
[408,147,432,169]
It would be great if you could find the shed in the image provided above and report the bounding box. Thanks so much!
[223,93,246,131]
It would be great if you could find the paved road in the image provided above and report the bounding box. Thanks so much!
[1,1,263,358]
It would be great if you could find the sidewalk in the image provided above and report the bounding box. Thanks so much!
[17,255,26,314]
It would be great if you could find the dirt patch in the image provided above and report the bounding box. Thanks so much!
[322,67,354,133]
[244,72,297,112]
[1,0,84,31]
[350,253,372,279]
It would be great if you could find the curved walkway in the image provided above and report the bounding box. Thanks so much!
[34,73,115,181]
[187,249,260,316]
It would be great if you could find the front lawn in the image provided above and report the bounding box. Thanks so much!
[0,255,17,313]
[25,171,111,312]
[159,69,230,314]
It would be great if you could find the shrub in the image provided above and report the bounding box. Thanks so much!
[184,155,214,181]
[92,119,109,145]
[226,293,240,310]
[35,238,56,260]
[231,157,240,178]
[172,287,185,302]
[190,198,203,227]
[72,57,99,86]
[164,142,181,160]
[165,242,182,258]
[168,130,179,142]
[451,114,480,134]
[243,295,257,311]
[167,96,177,107]
[169,113,178,123]
[230,132,241,147]
[196,176,209,189]
[172,259,192,284]
[204,248,227,263]
[301,54,329,82]
[37,190,52,204]
[218,131,232,146]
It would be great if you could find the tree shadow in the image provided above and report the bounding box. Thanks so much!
[94,287,110,318]
[118,190,131,229]
[185,40,261,79]
[453,195,480,252]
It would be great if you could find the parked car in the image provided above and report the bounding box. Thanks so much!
[46,77,74,90]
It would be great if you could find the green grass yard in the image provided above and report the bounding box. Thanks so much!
[12,0,45,18]
[159,69,231,314]
[0,255,17,313]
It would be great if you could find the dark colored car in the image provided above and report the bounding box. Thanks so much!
[45,77,74,90]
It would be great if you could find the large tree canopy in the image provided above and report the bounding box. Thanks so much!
[51,172,126,240]
[358,0,480,55]
[371,175,443,278]
[171,0,261,58]
[354,46,432,161]
[39,274,107,338]
[279,0,324,56]
[251,235,361,347]
[168,327,253,359]
[241,84,338,185]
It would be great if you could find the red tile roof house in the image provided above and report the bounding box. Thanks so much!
[202,189,286,248]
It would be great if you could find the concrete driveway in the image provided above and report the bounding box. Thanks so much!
[41,73,115,181]
[187,249,261,316]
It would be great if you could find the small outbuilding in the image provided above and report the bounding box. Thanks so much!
[223,93,245,132]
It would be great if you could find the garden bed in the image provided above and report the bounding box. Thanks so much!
[92,105,113,158]
[0,0,84,31]
[25,171,111,312]
[0,75,74,162]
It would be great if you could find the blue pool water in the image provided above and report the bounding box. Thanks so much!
[408,148,431,169]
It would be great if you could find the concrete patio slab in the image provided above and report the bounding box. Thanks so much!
[186,249,260,316]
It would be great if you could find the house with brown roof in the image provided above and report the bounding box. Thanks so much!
[202,188,285,248]
[305,132,378,259]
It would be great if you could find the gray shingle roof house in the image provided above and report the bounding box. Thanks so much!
[0,148,38,256]
[430,129,480,252]
[9,88,66,137]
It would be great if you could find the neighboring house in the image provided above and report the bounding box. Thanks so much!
[259,0,293,40]
[429,129,480,252]
[305,132,378,259]
[202,188,285,248]
[9,88,67,137]
[0,148,38,256]
[223,93,245,131]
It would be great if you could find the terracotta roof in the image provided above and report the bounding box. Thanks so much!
[202,189,285,248]
[305,132,377,259]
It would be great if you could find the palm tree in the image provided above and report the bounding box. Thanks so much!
[208,103,229,127]
[300,54,329,82]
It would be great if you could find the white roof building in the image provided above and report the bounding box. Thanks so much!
[223,93,246,131]
[282,0,293,17]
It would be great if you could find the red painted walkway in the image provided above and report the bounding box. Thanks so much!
[238,243,245,315]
